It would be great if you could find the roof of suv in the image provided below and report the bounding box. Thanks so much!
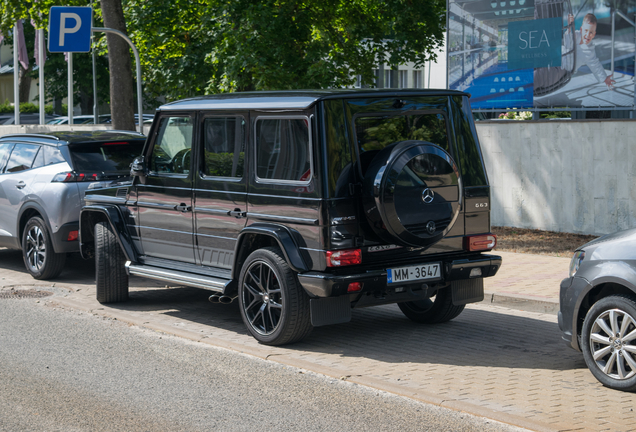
[160,89,470,111]
[0,130,145,146]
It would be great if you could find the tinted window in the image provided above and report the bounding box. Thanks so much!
[5,144,40,173]
[149,116,194,174]
[202,117,245,178]
[43,146,66,165]
[354,113,449,153]
[256,118,310,182]
[0,143,14,173]
[69,141,145,173]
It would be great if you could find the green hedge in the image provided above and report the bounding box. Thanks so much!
[0,100,65,115]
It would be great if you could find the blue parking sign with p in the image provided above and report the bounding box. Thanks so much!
[48,6,92,53]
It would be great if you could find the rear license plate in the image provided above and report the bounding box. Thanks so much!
[387,263,441,284]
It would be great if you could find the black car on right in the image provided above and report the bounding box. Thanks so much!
[560,229,636,391]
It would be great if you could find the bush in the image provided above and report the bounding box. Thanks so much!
[0,100,64,114]
[498,111,533,121]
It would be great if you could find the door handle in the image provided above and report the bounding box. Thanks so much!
[16,181,26,189]
[228,208,246,218]
[174,203,192,212]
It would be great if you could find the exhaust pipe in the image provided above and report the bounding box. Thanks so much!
[209,294,237,304]
[218,295,237,304]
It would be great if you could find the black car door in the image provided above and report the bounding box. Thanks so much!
[136,114,196,264]
[193,113,248,269]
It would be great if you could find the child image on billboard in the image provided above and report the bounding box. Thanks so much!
[563,13,615,89]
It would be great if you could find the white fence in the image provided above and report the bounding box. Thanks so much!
[2,120,633,236]
[477,119,636,235]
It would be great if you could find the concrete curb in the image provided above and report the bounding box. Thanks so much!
[483,291,559,315]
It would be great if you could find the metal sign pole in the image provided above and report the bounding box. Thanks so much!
[13,23,19,125]
[39,29,45,125]
[68,52,73,125]
[91,0,97,124]
[92,27,143,133]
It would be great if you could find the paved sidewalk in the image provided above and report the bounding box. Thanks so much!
[6,248,631,432]
[483,251,568,314]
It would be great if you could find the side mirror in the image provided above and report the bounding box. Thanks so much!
[130,156,147,183]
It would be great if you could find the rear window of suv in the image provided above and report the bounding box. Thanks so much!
[69,141,145,173]
[354,112,449,153]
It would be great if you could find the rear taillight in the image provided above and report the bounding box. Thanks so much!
[326,249,362,267]
[67,230,79,241]
[464,234,497,252]
[52,172,99,182]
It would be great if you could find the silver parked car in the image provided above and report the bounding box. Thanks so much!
[559,229,636,391]
[0,131,145,279]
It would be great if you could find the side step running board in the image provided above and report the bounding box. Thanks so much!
[125,262,230,292]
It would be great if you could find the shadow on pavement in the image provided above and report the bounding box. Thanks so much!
[111,285,585,372]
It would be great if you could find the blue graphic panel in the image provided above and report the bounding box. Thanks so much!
[48,7,92,53]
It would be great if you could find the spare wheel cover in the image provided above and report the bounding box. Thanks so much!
[363,140,462,247]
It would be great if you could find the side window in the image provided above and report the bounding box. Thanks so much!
[5,144,40,173]
[0,143,14,173]
[43,146,66,166]
[255,117,311,182]
[149,116,194,174]
[31,147,45,169]
[202,117,245,178]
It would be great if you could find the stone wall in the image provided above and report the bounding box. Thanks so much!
[476,119,636,235]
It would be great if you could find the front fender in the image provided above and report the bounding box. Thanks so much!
[79,205,137,262]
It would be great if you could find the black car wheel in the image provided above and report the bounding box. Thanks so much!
[398,287,465,324]
[581,295,636,391]
[22,216,66,280]
[95,222,129,303]
[238,247,312,345]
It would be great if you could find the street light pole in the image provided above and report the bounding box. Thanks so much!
[92,27,143,133]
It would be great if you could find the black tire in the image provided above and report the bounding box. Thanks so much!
[95,222,129,303]
[22,216,66,280]
[238,247,312,345]
[581,294,636,391]
[398,287,465,324]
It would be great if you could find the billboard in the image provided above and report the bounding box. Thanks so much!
[447,0,636,109]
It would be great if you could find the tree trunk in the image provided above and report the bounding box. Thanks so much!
[80,89,93,116]
[19,64,32,103]
[101,0,135,131]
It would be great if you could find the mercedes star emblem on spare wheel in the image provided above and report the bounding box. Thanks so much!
[422,188,435,204]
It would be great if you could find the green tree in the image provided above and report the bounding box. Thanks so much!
[1,0,136,129]
[125,0,446,99]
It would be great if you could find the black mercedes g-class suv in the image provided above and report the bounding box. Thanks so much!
[79,89,501,345]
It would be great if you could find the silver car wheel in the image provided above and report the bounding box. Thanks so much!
[589,308,636,380]
[25,225,46,271]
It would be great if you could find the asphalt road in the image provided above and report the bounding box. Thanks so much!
[0,297,526,432]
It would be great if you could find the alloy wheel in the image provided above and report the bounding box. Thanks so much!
[25,225,46,272]
[241,260,283,336]
[589,308,636,380]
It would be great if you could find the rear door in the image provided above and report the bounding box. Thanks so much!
[136,114,196,263]
[193,113,248,269]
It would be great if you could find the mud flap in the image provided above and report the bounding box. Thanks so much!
[451,278,484,306]
[310,296,352,327]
